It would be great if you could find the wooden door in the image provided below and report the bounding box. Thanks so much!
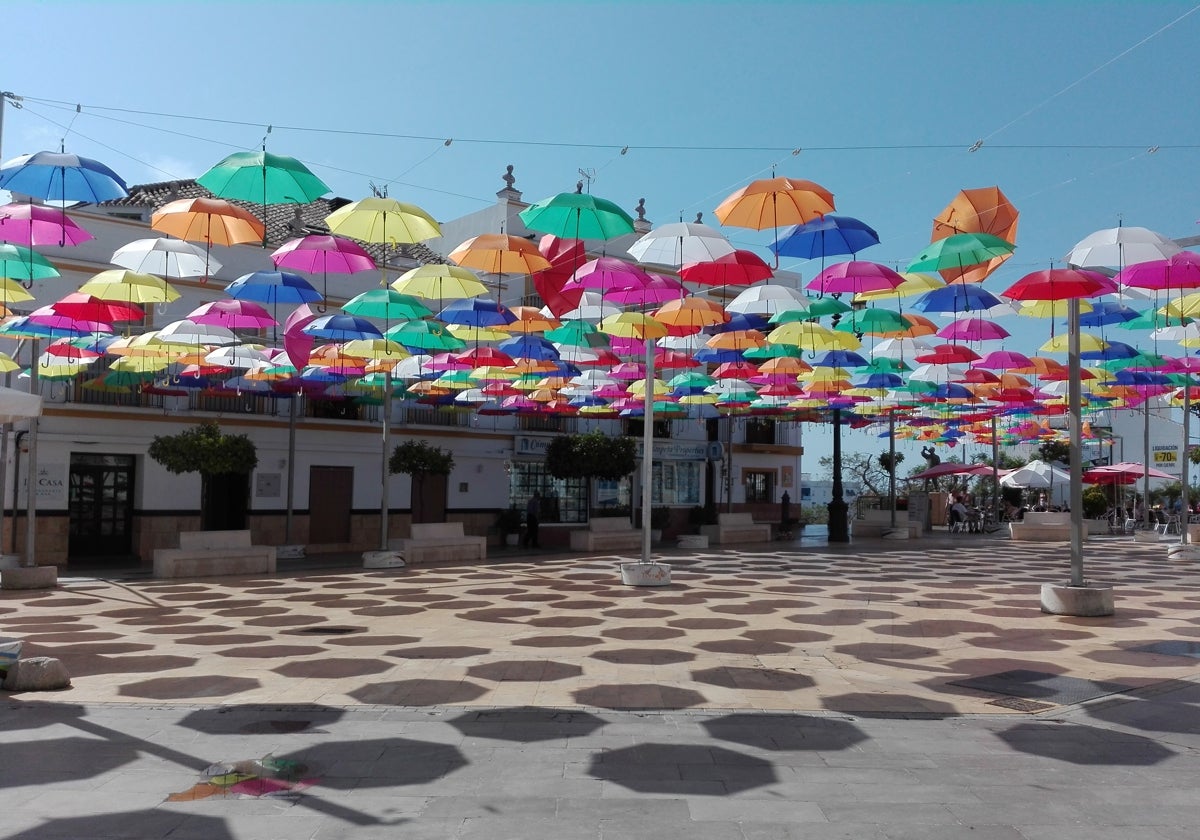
[309,466,352,543]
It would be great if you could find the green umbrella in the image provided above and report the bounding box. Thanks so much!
[197,150,330,205]
[385,320,467,352]
[519,190,635,241]
[906,232,1015,273]
[0,242,60,281]
[832,308,911,334]
[343,289,432,321]
[545,320,608,347]
[803,297,852,318]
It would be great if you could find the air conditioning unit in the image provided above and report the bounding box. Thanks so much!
[707,441,724,461]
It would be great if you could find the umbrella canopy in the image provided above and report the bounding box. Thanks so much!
[392,263,489,301]
[714,177,835,230]
[0,202,93,247]
[225,271,321,304]
[0,242,60,281]
[1065,226,1182,269]
[0,150,128,203]
[1001,267,1114,301]
[770,214,880,260]
[1086,461,1174,480]
[197,150,330,205]
[906,232,1015,277]
[0,384,43,423]
[809,261,905,296]
[187,299,276,329]
[271,234,375,274]
[78,269,180,303]
[625,221,734,266]
[680,249,773,287]
[111,237,219,278]
[999,459,1070,488]
[325,197,441,245]
[447,234,551,276]
[519,190,635,240]
[930,186,1018,283]
[151,197,265,246]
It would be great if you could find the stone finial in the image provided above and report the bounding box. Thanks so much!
[502,164,515,190]
[635,198,646,222]
[575,180,584,194]
[695,212,704,224]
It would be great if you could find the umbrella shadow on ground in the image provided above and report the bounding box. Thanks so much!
[995,722,1175,765]
[466,659,584,682]
[446,707,606,742]
[0,702,89,732]
[349,679,489,705]
[118,674,262,701]
[0,736,138,788]
[690,666,815,692]
[701,713,868,751]
[179,704,347,736]
[1084,680,1200,736]
[587,743,777,795]
[3,810,236,840]
[821,692,963,717]
[274,737,469,788]
[573,683,706,710]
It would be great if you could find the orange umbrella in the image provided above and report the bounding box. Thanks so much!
[448,234,552,276]
[152,197,265,281]
[930,186,1018,283]
[715,177,835,230]
[653,296,729,335]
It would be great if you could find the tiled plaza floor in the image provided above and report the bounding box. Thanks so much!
[5,532,1198,716]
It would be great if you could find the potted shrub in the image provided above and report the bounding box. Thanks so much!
[495,506,523,547]
[388,440,455,524]
[148,421,258,531]
[650,506,671,542]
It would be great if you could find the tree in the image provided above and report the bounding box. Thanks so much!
[389,441,455,522]
[545,430,636,481]
[819,452,889,497]
[148,421,258,531]
[1038,440,1071,465]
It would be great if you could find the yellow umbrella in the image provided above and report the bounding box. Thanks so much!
[325,198,441,247]
[1162,292,1200,320]
[106,331,168,357]
[1040,332,1107,353]
[599,312,668,340]
[0,351,20,373]
[111,355,170,374]
[852,272,944,303]
[626,378,673,396]
[1018,299,1092,319]
[79,269,180,303]
[767,321,860,351]
[341,338,409,362]
[447,324,511,342]
[0,278,35,304]
[392,263,489,300]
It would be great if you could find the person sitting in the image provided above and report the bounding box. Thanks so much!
[949,498,970,532]
[1032,494,1048,513]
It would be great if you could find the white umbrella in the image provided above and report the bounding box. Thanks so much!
[626,221,735,267]
[0,385,42,423]
[112,237,220,278]
[1065,226,1181,269]
[1000,459,1071,489]
[868,337,934,360]
[156,319,238,347]
[559,291,621,322]
[725,283,809,315]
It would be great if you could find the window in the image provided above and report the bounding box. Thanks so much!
[623,418,671,438]
[745,418,777,445]
[510,461,587,524]
[744,470,774,503]
[652,461,701,505]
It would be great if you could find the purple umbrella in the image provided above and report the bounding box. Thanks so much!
[807,261,904,296]
[188,299,277,330]
[0,202,93,247]
[271,234,377,303]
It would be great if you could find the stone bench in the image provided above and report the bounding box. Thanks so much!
[1009,511,1072,542]
[701,512,773,545]
[570,517,641,553]
[387,522,487,565]
[153,530,276,578]
[852,511,923,540]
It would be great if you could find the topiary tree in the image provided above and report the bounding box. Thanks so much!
[546,430,637,517]
[389,440,455,522]
[148,421,258,531]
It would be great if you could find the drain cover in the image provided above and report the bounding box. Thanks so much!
[988,697,1055,712]
[950,669,1130,705]
[1127,640,1200,659]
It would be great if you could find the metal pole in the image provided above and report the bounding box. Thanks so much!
[285,395,297,544]
[888,413,897,531]
[380,371,392,551]
[725,414,733,513]
[640,336,653,564]
[991,415,1000,527]
[1144,397,1152,529]
[23,338,38,567]
[1068,298,1084,587]
[1182,379,1191,546]
[828,409,849,541]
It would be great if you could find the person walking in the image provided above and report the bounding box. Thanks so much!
[524,491,541,548]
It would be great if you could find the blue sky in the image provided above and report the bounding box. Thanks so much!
[4,1,1199,471]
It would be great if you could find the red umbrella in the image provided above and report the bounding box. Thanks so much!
[1086,462,1174,480]
[916,343,981,364]
[1001,268,1114,301]
[680,249,773,287]
[48,292,143,323]
[532,234,586,317]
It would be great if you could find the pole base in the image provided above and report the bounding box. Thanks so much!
[363,550,405,569]
[1,566,58,590]
[1040,582,1114,616]
[620,562,671,587]
[1166,543,1200,561]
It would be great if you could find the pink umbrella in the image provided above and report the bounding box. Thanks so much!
[603,273,686,306]
[283,303,319,371]
[1115,251,1200,291]
[0,202,93,247]
[936,316,1010,342]
[807,261,905,296]
[188,299,278,330]
[271,234,376,302]
[565,257,653,291]
[909,461,993,480]
[975,349,1034,370]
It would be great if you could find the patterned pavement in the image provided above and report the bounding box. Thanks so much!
[5,531,1199,716]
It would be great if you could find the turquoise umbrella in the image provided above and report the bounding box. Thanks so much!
[0,243,59,282]
[519,190,635,241]
[197,150,330,205]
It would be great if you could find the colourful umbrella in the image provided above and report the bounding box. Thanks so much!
[680,249,773,287]
[625,221,734,267]
[0,150,128,203]
[187,299,277,330]
[325,197,441,248]
[714,176,835,230]
[78,269,180,303]
[225,270,321,304]
[0,242,60,282]
[152,197,265,281]
[519,190,635,241]
[197,149,330,205]
[447,234,551,277]
[770,214,880,260]
[271,234,376,302]
[49,292,143,324]
[111,237,219,279]
[930,187,1019,283]
[1001,268,1113,301]
[808,261,905,296]
[0,202,93,247]
[906,232,1015,278]
[392,263,489,301]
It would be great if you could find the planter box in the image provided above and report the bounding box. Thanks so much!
[620,562,671,587]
